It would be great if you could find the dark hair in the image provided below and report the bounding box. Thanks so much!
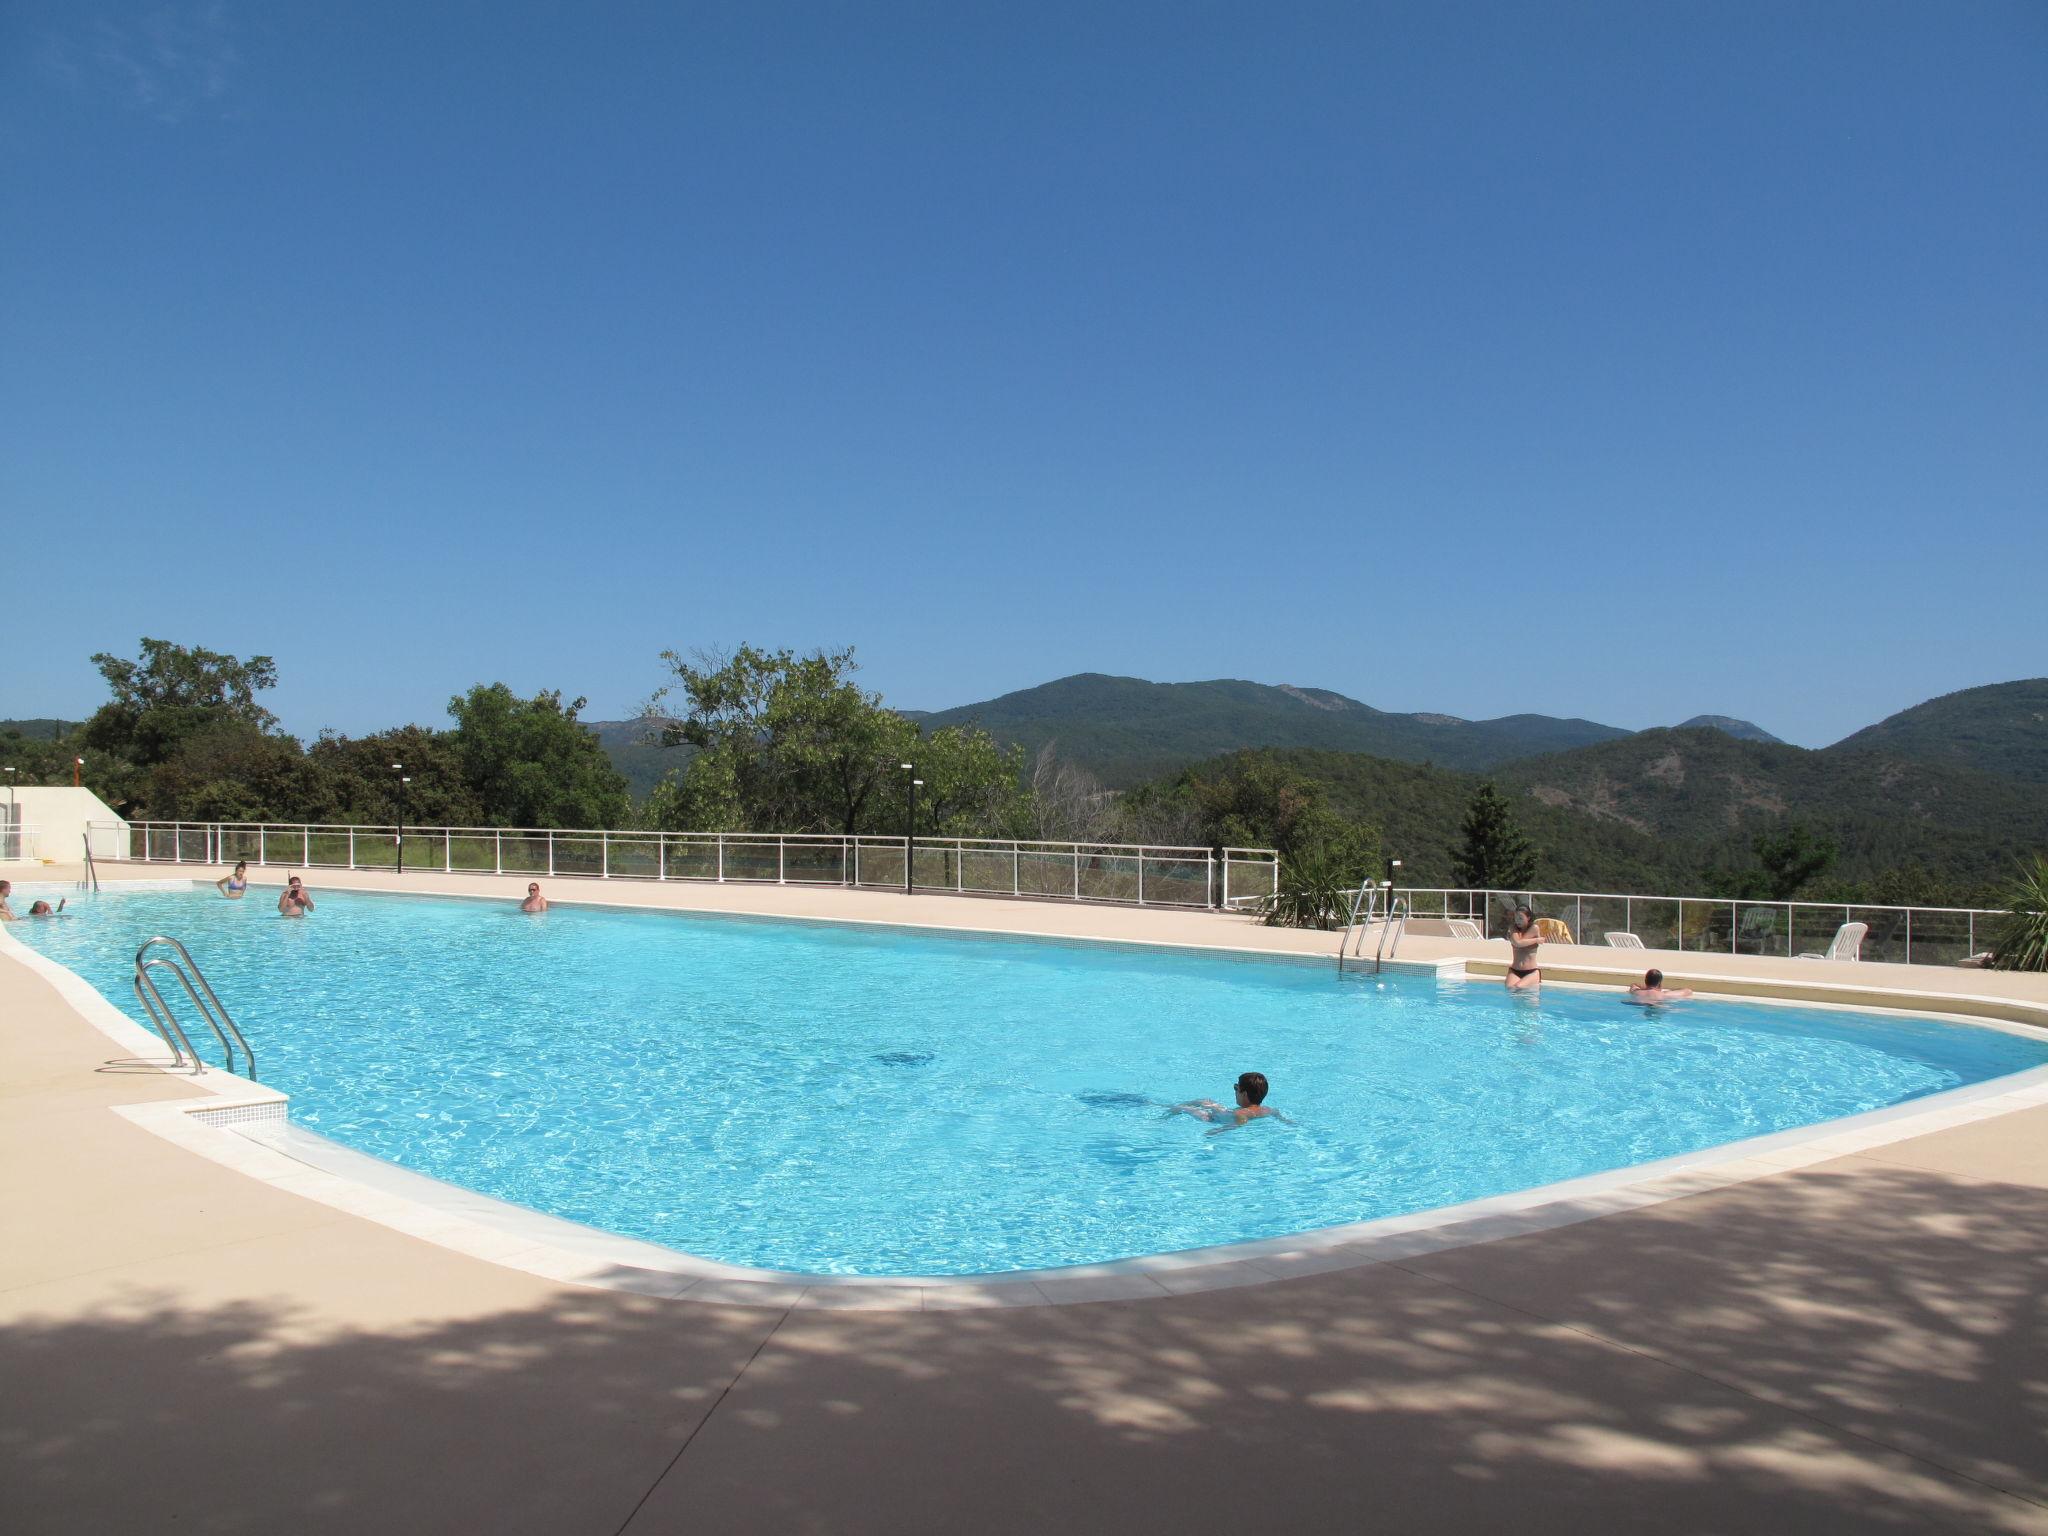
[1645,969,1664,987]
[1235,1072,1269,1105]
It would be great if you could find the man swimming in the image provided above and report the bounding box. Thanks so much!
[520,882,548,913]
[278,876,314,918]
[1627,968,1694,1004]
[1167,1072,1289,1133]
[1505,904,1542,990]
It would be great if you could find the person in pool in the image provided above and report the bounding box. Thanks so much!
[26,898,66,917]
[519,882,548,913]
[278,876,314,918]
[1627,968,1694,1004]
[1505,903,1542,990]
[0,879,15,921]
[215,861,249,899]
[1167,1072,1288,1133]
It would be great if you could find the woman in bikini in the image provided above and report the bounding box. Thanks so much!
[1505,903,1542,990]
[215,861,249,899]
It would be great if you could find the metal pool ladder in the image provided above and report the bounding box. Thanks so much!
[1337,881,1408,974]
[133,936,256,1079]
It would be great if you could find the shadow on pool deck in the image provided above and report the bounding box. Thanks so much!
[5,1158,2045,1536]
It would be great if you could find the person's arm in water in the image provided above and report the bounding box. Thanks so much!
[1205,1106,1294,1136]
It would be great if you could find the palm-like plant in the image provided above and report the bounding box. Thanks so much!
[1259,842,1364,930]
[1989,856,2048,972]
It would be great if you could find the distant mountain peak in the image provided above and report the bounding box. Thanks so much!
[1674,714,1783,745]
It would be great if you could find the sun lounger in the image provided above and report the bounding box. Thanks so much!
[1605,931,1645,950]
[1796,921,1867,962]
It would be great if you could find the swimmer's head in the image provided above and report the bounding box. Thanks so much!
[1235,1072,1269,1105]
[1512,903,1533,930]
[1644,968,1664,988]
[29,900,53,916]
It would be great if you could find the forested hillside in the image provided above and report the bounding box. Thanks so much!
[1829,679,2048,783]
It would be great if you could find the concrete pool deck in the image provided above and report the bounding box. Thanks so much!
[5,863,2047,1532]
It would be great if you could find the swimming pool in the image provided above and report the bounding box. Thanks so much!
[18,884,2048,1277]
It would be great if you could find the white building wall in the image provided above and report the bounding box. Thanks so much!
[1,786,128,865]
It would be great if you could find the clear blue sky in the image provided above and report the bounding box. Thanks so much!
[4,1,2043,748]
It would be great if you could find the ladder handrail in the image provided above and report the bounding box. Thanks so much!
[1373,897,1409,973]
[1337,879,1393,963]
[82,835,100,892]
[134,936,256,1079]
[132,970,202,1071]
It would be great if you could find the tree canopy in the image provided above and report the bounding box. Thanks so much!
[643,645,1022,835]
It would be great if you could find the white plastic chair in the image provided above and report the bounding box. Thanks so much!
[1605,932,1645,950]
[1797,921,1867,962]
[1445,919,1482,939]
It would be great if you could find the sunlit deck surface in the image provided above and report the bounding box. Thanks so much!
[6,863,2047,1534]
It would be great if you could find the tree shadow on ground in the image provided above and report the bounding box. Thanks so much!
[3,1162,2044,1536]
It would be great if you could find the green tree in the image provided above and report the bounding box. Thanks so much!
[1450,781,1538,889]
[304,727,485,827]
[644,646,1028,836]
[905,724,1028,835]
[447,684,631,828]
[149,724,318,822]
[1711,821,1840,901]
[1752,822,1838,900]
[81,638,280,769]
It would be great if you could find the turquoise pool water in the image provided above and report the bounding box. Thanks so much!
[17,884,2048,1276]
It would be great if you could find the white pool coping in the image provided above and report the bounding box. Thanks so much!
[9,881,2048,1310]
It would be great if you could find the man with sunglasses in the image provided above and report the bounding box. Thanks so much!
[1166,1072,1285,1132]
[520,882,549,913]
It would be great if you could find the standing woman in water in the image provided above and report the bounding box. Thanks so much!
[215,861,249,899]
[1505,903,1542,990]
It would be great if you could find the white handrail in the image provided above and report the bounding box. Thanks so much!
[97,820,1276,913]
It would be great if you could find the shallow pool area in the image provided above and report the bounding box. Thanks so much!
[18,883,2048,1277]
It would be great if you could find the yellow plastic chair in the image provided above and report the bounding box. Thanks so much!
[1532,917,1575,945]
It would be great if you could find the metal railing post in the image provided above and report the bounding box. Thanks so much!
[659,836,667,882]
[496,830,503,876]
[1136,850,1145,906]
[1906,909,1913,965]
[1073,847,1080,900]
[778,837,786,885]
[349,827,356,868]
[717,835,725,884]
[303,827,310,866]
[1207,850,1215,909]
[548,830,556,877]
[603,831,610,879]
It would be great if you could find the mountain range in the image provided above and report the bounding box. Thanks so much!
[901,674,1778,787]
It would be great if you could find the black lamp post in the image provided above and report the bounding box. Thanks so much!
[392,763,409,874]
[900,762,919,893]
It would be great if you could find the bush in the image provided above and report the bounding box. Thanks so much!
[1260,839,1369,930]
[1989,856,2048,972]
